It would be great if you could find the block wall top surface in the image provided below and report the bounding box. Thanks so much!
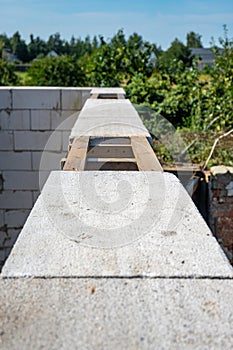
[2,171,232,278]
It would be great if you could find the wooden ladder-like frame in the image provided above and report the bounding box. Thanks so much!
[63,136,162,171]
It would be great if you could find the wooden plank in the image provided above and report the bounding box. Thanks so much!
[131,136,163,171]
[89,137,131,146]
[63,136,89,171]
[87,145,134,158]
[90,94,99,99]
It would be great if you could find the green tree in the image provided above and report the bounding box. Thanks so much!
[186,31,203,48]
[0,59,19,85]
[28,34,49,61]
[157,39,192,73]
[10,31,29,62]
[26,56,85,86]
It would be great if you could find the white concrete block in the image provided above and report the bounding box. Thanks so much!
[0,89,12,109]
[61,89,82,110]
[1,278,233,350]
[12,88,61,109]
[31,110,51,130]
[0,151,31,170]
[2,171,233,278]
[0,191,33,209]
[0,110,30,130]
[4,228,21,246]
[62,131,70,151]
[5,210,30,228]
[2,171,38,190]
[0,247,11,262]
[0,230,7,245]
[81,89,92,106]
[14,131,62,151]
[32,191,40,203]
[32,151,65,171]
[0,210,4,227]
[51,111,77,130]
[0,131,14,150]
[91,87,125,95]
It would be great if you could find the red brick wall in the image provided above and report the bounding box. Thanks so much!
[209,166,233,264]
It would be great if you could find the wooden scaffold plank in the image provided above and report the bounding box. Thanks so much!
[63,136,89,171]
[131,136,163,171]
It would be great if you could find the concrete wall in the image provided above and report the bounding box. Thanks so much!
[0,87,91,267]
[209,166,233,264]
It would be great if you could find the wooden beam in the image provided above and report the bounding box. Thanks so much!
[90,93,99,99]
[131,136,163,171]
[63,136,89,171]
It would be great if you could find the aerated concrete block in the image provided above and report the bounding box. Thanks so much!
[0,278,233,350]
[0,151,31,171]
[0,88,12,109]
[0,132,14,150]
[14,131,61,151]
[12,88,61,110]
[2,171,232,278]
[0,110,30,130]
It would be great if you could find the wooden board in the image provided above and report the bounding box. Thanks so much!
[131,136,163,171]
[63,136,89,171]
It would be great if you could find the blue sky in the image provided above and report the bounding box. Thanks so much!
[0,0,232,48]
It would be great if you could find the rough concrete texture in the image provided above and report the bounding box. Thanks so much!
[70,99,149,138]
[2,171,232,278]
[0,277,233,350]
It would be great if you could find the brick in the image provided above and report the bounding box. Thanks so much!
[0,151,31,170]
[0,191,33,209]
[5,210,30,228]
[14,131,62,151]
[0,131,14,150]
[2,171,39,190]
[51,110,77,130]
[31,110,51,130]
[0,89,12,109]
[12,88,61,109]
[61,89,82,110]
[0,110,30,130]
[32,151,66,171]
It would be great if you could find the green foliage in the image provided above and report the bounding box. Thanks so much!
[156,39,192,73]
[186,31,203,48]
[26,56,85,86]
[10,31,29,62]
[0,59,19,86]
[83,30,157,86]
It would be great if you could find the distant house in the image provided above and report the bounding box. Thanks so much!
[47,50,58,58]
[190,47,224,70]
[2,49,18,63]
